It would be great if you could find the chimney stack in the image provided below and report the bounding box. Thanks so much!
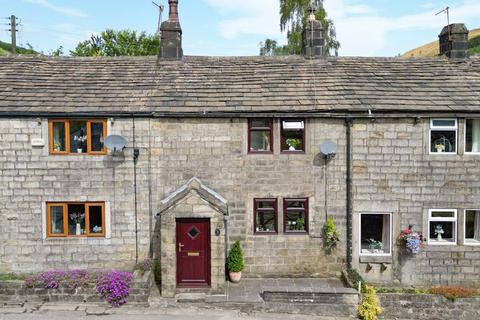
[439,23,469,59]
[160,0,183,59]
[302,4,326,58]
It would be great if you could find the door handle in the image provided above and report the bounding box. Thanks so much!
[178,242,185,252]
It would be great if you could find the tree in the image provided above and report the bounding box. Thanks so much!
[260,0,340,56]
[71,29,160,57]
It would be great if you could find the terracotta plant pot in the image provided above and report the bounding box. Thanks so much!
[229,271,242,283]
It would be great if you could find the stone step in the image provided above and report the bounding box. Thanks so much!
[262,290,359,305]
[258,301,357,317]
[175,293,206,303]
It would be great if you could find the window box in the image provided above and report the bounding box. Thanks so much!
[359,213,392,256]
[49,119,107,155]
[464,210,480,245]
[281,119,305,153]
[427,209,457,245]
[248,119,273,153]
[283,198,308,234]
[465,119,480,154]
[47,202,105,238]
[253,199,277,234]
[429,119,457,154]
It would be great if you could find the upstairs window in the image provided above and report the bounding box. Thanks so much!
[430,119,457,154]
[465,119,480,153]
[253,199,277,234]
[49,120,107,155]
[283,198,308,234]
[47,202,105,238]
[281,119,305,152]
[428,209,457,245]
[465,210,480,245]
[248,119,273,153]
[359,213,392,256]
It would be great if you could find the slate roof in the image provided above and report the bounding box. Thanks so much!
[0,55,479,116]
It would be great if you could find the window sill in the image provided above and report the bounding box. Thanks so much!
[464,240,480,246]
[359,255,392,264]
[248,151,273,155]
[281,151,305,154]
[284,231,309,235]
[254,232,278,236]
[427,240,456,246]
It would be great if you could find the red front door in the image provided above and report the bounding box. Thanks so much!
[176,218,211,287]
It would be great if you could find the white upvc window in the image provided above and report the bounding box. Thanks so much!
[429,119,457,154]
[465,119,480,154]
[359,213,392,256]
[464,210,480,245]
[428,209,457,245]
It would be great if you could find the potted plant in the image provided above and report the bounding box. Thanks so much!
[434,225,444,241]
[227,240,244,283]
[69,211,85,235]
[399,225,423,255]
[322,217,340,253]
[74,135,87,153]
[368,239,384,253]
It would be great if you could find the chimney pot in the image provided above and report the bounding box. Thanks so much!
[439,23,469,59]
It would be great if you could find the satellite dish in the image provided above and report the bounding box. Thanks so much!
[104,135,127,152]
[320,140,337,158]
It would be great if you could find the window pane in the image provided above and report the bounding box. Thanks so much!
[431,211,455,218]
[88,205,103,234]
[70,121,87,153]
[431,130,456,153]
[286,200,306,209]
[250,131,271,151]
[466,119,480,153]
[68,204,86,236]
[360,214,391,254]
[429,221,455,242]
[50,206,64,234]
[432,119,456,127]
[90,122,105,152]
[255,212,276,233]
[257,200,274,209]
[282,120,304,151]
[465,210,480,242]
[285,211,306,232]
[52,122,66,152]
[250,120,270,129]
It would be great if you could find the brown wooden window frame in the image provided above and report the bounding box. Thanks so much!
[253,198,278,235]
[283,198,309,234]
[46,202,106,238]
[280,118,306,154]
[248,118,273,154]
[48,119,107,155]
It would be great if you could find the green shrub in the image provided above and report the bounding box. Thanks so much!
[358,285,382,320]
[376,287,426,294]
[322,217,340,253]
[343,268,365,292]
[0,273,26,281]
[227,241,244,272]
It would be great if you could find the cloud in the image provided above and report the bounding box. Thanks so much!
[203,0,282,39]
[23,0,87,18]
[325,0,480,56]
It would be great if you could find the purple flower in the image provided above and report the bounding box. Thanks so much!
[95,271,133,307]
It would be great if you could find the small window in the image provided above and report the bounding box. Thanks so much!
[281,119,305,152]
[248,119,273,153]
[253,199,277,234]
[430,119,457,154]
[465,210,480,245]
[47,202,105,238]
[465,119,480,153]
[428,209,457,245]
[283,198,308,234]
[359,213,392,256]
[49,120,107,155]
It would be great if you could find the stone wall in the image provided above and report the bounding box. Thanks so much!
[352,118,480,287]
[379,293,480,320]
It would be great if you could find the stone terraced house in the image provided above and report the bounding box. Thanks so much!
[0,1,479,297]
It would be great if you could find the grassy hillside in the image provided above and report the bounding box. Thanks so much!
[402,27,480,58]
[0,40,37,55]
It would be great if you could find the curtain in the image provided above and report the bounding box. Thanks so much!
[382,215,391,253]
[472,120,480,152]
[475,211,480,241]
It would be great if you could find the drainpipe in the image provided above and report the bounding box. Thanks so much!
[133,116,140,264]
[224,205,230,280]
[345,118,353,270]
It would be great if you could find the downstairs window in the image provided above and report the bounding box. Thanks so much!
[360,213,392,255]
[465,210,480,245]
[47,202,105,238]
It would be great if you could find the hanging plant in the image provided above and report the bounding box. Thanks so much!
[322,217,340,253]
[399,225,424,255]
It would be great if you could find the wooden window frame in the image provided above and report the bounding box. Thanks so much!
[248,119,273,154]
[49,119,107,155]
[281,119,305,154]
[253,198,278,235]
[283,198,309,234]
[46,202,106,238]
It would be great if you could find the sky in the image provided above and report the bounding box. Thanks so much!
[0,0,479,57]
